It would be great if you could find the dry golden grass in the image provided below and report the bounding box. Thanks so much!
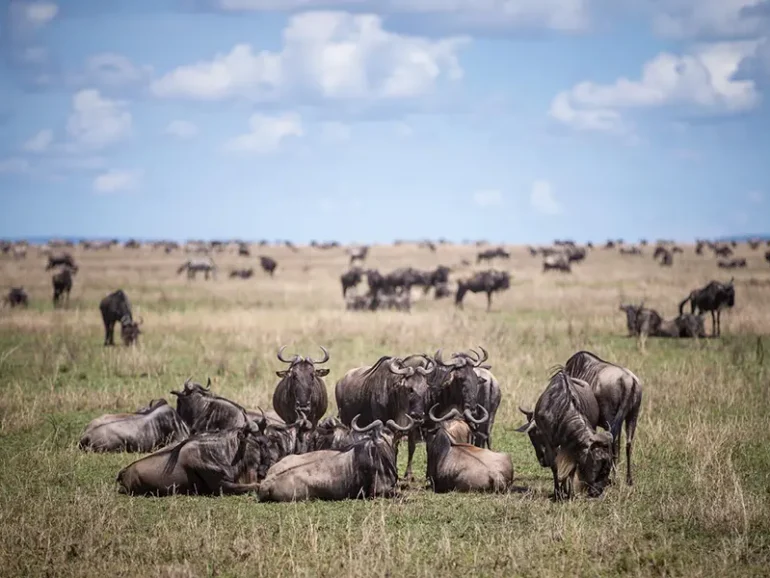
[1,242,769,577]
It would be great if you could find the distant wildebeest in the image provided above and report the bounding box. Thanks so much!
[713,245,733,257]
[340,267,363,297]
[424,406,513,493]
[177,257,217,280]
[434,283,451,299]
[678,278,735,337]
[238,243,250,256]
[477,246,510,263]
[257,415,414,502]
[170,378,250,433]
[455,269,510,311]
[3,287,28,308]
[45,252,76,271]
[348,245,369,265]
[565,246,586,263]
[79,399,189,453]
[99,289,142,346]
[516,368,614,500]
[718,258,746,269]
[619,246,643,256]
[766,250,770,264]
[543,253,571,273]
[272,346,330,427]
[259,256,277,277]
[52,266,75,308]
[229,268,254,279]
[564,351,642,486]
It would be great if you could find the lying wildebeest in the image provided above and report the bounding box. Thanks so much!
[79,399,189,452]
[229,268,254,279]
[718,258,746,269]
[272,345,330,427]
[678,277,735,337]
[52,266,75,308]
[306,416,366,451]
[99,289,142,346]
[249,408,314,462]
[340,267,363,297]
[257,415,413,502]
[45,252,76,271]
[564,351,642,486]
[654,313,706,338]
[116,422,268,496]
[516,368,614,500]
[259,256,277,276]
[424,405,513,493]
[543,253,571,272]
[335,354,435,479]
[619,303,662,336]
[177,257,217,280]
[3,287,28,308]
[455,269,510,311]
[170,378,250,433]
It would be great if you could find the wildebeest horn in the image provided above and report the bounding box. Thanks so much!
[351,414,383,433]
[475,346,489,365]
[518,405,534,419]
[435,349,462,367]
[416,355,436,375]
[205,377,211,390]
[464,404,489,424]
[254,407,268,431]
[307,345,330,365]
[386,414,414,432]
[515,420,536,433]
[428,404,462,423]
[388,359,413,376]
[277,345,300,364]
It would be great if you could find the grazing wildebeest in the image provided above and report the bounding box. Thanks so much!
[543,253,571,272]
[170,378,250,433]
[678,278,735,337]
[45,252,76,271]
[79,399,189,452]
[99,289,142,346]
[564,351,642,486]
[52,266,75,308]
[3,287,28,308]
[177,257,217,280]
[257,415,413,502]
[424,406,513,493]
[718,258,747,269]
[229,268,254,279]
[116,422,268,496]
[259,256,277,276]
[517,368,614,500]
[455,269,510,311]
[335,354,436,479]
[272,345,330,427]
[340,267,363,297]
[425,265,451,293]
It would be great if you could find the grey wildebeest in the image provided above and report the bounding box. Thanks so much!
[477,247,510,263]
[348,245,369,265]
[564,351,642,485]
[170,378,250,433]
[79,399,189,452]
[455,269,511,311]
[543,253,571,272]
[516,368,613,500]
[449,348,501,449]
[257,414,414,502]
[306,416,368,451]
[678,278,735,337]
[99,289,142,346]
[340,267,363,297]
[52,266,75,308]
[765,250,770,264]
[272,345,330,427]
[424,405,513,493]
[177,257,217,280]
[45,252,76,271]
[718,258,747,269]
[3,287,28,308]
[335,354,436,480]
[619,303,663,336]
[259,256,277,276]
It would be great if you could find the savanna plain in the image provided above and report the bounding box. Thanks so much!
[1,242,770,578]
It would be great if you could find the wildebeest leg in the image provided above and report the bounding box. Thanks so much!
[404,430,417,481]
[711,310,717,337]
[486,291,492,311]
[716,310,721,337]
[104,321,115,346]
[624,404,640,486]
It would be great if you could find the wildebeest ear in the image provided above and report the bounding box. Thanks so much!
[275,370,288,377]
[479,364,492,370]
[315,368,330,377]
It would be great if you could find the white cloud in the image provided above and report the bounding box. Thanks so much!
[748,190,764,203]
[319,121,352,143]
[550,41,760,133]
[165,120,199,139]
[66,89,132,150]
[0,158,31,174]
[93,169,142,194]
[78,53,154,88]
[151,12,468,102]
[24,2,58,26]
[530,180,562,215]
[645,0,768,39]
[23,129,54,153]
[473,189,503,207]
[225,112,304,154]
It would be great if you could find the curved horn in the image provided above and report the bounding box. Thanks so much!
[277,345,299,364]
[254,406,268,430]
[388,358,412,376]
[518,405,534,419]
[435,349,461,367]
[464,404,489,425]
[428,404,462,423]
[475,346,489,365]
[386,414,414,432]
[351,415,383,433]
[308,345,330,365]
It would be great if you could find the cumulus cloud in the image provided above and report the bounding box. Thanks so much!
[75,53,154,88]
[93,169,142,194]
[473,189,503,207]
[23,2,58,26]
[23,129,54,153]
[225,112,304,154]
[66,89,132,150]
[165,120,199,139]
[644,0,769,39]
[550,41,760,133]
[530,180,562,215]
[150,12,468,102]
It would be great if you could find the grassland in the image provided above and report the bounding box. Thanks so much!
[1,242,770,578]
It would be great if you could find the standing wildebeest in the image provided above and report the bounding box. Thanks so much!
[45,252,76,271]
[340,267,363,297]
[678,278,735,337]
[177,257,217,280]
[52,266,75,308]
[455,269,511,311]
[348,245,369,265]
[564,351,642,485]
[543,253,571,272]
[79,399,189,452]
[3,287,28,308]
[477,247,510,264]
[257,415,413,502]
[99,289,142,346]
[170,378,250,433]
[229,268,254,279]
[718,258,747,269]
[259,256,277,277]
[517,369,614,500]
[272,345,331,427]
[424,406,513,493]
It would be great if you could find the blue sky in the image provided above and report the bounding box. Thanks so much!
[1,0,769,244]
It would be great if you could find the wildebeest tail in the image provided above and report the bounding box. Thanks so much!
[677,293,693,316]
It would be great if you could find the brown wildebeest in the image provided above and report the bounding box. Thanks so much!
[454,269,511,311]
[259,256,277,276]
[52,266,75,308]
[99,289,142,346]
[272,345,330,427]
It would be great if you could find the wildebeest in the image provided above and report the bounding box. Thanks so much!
[564,351,642,486]
[516,368,614,500]
[654,313,706,338]
[52,266,75,308]
[99,289,142,346]
[542,253,571,272]
[424,405,513,493]
[3,287,28,308]
[619,246,643,256]
[272,345,330,427]
[765,250,770,264]
[718,258,747,269]
[678,278,735,337]
[116,422,267,496]
[470,359,501,449]
[713,244,733,257]
[477,247,510,263]
[257,415,413,502]
[348,245,369,265]
[306,416,367,452]
[177,257,217,280]
[619,303,662,336]
[340,267,363,297]
[259,256,277,277]
[79,399,189,452]
[455,269,510,311]
[238,243,250,256]
[229,268,254,279]
[170,378,250,433]
[45,252,76,271]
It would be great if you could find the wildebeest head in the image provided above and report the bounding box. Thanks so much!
[573,430,614,497]
[514,406,548,467]
[351,412,416,447]
[275,345,330,419]
[424,405,475,444]
[386,355,436,423]
[432,347,489,426]
[252,407,314,457]
[120,315,142,346]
